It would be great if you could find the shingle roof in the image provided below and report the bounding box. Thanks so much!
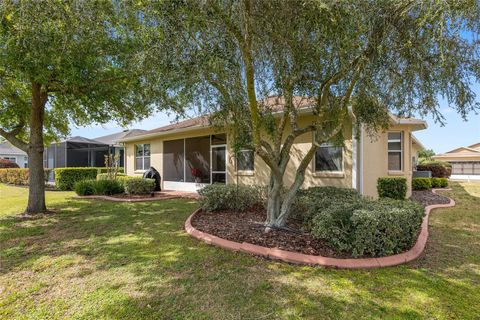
[94,129,147,146]
[0,141,27,156]
[119,95,427,142]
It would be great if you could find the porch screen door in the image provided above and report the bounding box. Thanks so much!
[211,145,226,183]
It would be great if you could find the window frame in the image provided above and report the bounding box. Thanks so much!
[2,156,17,163]
[387,131,403,172]
[313,142,344,173]
[134,144,151,171]
[236,149,255,174]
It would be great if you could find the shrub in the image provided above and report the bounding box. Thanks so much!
[293,187,362,229]
[0,159,19,168]
[198,184,264,212]
[310,197,424,257]
[92,179,124,195]
[124,178,155,195]
[350,199,424,257]
[416,161,452,178]
[412,177,432,190]
[431,177,448,188]
[310,199,366,252]
[74,179,96,196]
[0,168,50,185]
[377,177,407,200]
[54,168,99,191]
[96,173,127,180]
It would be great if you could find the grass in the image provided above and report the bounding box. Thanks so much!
[0,182,479,319]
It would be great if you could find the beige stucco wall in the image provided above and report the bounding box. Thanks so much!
[229,115,353,189]
[432,155,480,162]
[125,115,353,191]
[361,125,415,198]
[124,117,419,198]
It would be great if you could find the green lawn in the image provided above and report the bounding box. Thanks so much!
[0,183,479,319]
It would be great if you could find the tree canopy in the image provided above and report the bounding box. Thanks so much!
[146,0,480,228]
[0,1,169,213]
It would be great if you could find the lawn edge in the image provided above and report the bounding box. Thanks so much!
[184,188,455,269]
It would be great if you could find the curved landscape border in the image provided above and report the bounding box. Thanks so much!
[185,189,455,269]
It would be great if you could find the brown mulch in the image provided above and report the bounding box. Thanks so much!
[409,190,451,207]
[192,191,453,258]
[191,208,349,258]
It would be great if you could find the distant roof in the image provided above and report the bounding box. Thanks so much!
[119,96,427,142]
[0,141,27,156]
[432,142,480,160]
[94,129,147,146]
[59,136,107,145]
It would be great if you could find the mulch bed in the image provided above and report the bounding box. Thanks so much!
[192,190,451,258]
[410,190,451,207]
[191,208,348,258]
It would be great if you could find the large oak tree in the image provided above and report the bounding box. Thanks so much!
[0,1,167,214]
[149,0,480,229]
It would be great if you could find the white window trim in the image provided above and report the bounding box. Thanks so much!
[236,149,255,175]
[388,131,403,172]
[135,144,151,172]
[313,142,345,174]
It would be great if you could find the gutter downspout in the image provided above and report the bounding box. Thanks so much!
[348,106,362,193]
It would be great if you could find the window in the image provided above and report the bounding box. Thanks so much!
[236,150,254,172]
[314,143,343,172]
[2,157,16,163]
[388,132,403,171]
[135,144,151,171]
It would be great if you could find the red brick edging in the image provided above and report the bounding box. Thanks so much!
[185,189,455,268]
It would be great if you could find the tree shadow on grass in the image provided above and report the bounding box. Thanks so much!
[0,184,479,319]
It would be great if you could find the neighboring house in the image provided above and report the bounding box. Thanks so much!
[119,97,427,198]
[0,141,28,168]
[433,143,480,180]
[44,130,146,175]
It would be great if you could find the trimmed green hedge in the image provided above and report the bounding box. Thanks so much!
[55,168,98,190]
[198,184,264,212]
[431,177,448,188]
[55,167,125,191]
[74,179,124,196]
[0,168,51,185]
[412,177,432,190]
[310,196,424,257]
[377,177,407,200]
[124,177,155,195]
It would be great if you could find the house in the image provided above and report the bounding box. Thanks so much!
[0,141,28,168]
[119,97,427,198]
[432,143,480,180]
[44,130,146,173]
[411,135,426,167]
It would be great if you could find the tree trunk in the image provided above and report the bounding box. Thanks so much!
[265,175,283,229]
[25,82,47,215]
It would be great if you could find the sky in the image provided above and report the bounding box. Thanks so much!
[70,86,480,155]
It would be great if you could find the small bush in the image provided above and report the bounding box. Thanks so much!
[310,197,425,257]
[93,179,124,195]
[431,177,448,188]
[0,159,19,168]
[74,179,124,196]
[0,168,50,185]
[412,177,432,190]
[377,177,407,200]
[96,173,127,180]
[198,184,264,212]
[350,199,424,257]
[74,179,96,196]
[55,168,98,191]
[293,187,362,230]
[416,161,451,178]
[124,178,155,195]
